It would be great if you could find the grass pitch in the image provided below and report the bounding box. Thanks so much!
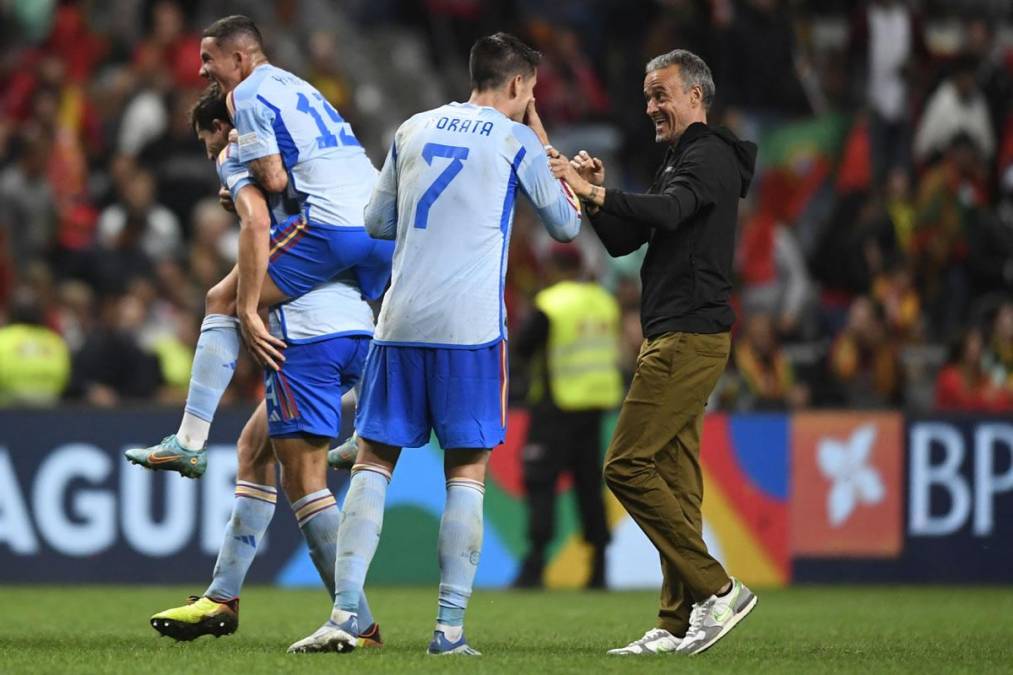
[0,585,1010,674]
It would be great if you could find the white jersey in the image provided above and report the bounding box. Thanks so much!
[231,64,377,228]
[268,270,374,344]
[364,102,581,347]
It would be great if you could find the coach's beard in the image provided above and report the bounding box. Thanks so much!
[653,113,676,143]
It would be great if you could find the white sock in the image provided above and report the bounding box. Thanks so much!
[177,412,211,451]
[436,623,463,642]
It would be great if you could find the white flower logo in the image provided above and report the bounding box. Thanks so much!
[817,424,885,527]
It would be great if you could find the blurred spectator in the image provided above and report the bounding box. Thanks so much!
[138,90,220,230]
[968,169,1013,297]
[188,198,238,290]
[96,168,182,265]
[830,297,902,407]
[934,326,1012,411]
[965,13,1012,149]
[730,313,809,410]
[739,216,815,338]
[872,261,921,340]
[883,167,916,257]
[0,287,71,406]
[67,290,164,406]
[305,31,354,118]
[133,1,203,91]
[984,300,1013,386]
[912,134,986,339]
[848,0,927,181]
[529,22,609,128]
[914,53,995,165]
[0,127,57,273]
[52,279,96,352]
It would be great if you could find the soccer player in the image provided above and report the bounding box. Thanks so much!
[287,32,581,656]
[147,88,384,646]
[125,15,392,478]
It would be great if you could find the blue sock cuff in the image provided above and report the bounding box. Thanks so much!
[201,314,240,332]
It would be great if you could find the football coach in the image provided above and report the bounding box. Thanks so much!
[549,49,758,656]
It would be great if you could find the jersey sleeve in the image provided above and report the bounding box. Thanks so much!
[217,146,255,202]
[363,139,398,240]
[511,125,581,242]
[233,96,280,163]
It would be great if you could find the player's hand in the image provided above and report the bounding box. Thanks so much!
[549,152,583,189]
[219,186,236,213]
[524,98,550,147]
[239,311,287,371]
[571,150,605,186]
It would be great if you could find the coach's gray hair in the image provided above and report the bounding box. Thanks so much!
[646,49,715,110]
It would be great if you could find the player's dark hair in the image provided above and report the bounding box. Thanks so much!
[469,32,541,92]
[202,14,263,49]
[189,84,230,132]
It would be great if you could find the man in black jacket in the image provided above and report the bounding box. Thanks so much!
[550,49,758,656]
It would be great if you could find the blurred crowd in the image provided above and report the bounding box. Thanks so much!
[0,0,1011,413]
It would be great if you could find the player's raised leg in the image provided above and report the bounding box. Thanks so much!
[150,402,274,640]
[124,266,292,478]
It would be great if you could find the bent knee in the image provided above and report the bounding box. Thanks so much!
[603,458,628,489]
[205,283,234,316]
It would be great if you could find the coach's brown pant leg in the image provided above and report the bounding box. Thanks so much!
[603,332,731,624]
[654,414,706,635]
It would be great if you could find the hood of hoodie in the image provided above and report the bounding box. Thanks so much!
[674,122,757,199]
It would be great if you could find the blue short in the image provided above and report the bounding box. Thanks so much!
[265,335,370,439]
[267,216,394,300]
[355,341,508,450]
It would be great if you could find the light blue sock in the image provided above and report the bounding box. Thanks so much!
[333,467,389,617]
[181,314,240,445]
[437,479,485,627]
[292,488,375,628]
[205,481,277,601]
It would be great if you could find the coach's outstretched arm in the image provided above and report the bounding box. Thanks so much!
[363,141,397,240]
[512,125,580,242]
[551,142,734,234]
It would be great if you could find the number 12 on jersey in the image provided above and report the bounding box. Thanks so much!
[413,143,469,230]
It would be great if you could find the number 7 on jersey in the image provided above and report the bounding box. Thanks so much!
[414,143,469,229]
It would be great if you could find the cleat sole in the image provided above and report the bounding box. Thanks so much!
[150,613,238,642]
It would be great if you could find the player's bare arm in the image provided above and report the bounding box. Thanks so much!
[233,184,286,370]
[248,153,288,193]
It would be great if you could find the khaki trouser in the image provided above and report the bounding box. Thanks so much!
[603,331,731,636]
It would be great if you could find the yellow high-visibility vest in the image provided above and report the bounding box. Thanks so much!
[534,280,623,411]
[0,324,71,405]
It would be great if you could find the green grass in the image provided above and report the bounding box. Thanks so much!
[1,586,1011,674]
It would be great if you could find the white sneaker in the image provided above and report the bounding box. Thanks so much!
[287,611,358,654]
[677,577,757,655]
[606,628,682,655]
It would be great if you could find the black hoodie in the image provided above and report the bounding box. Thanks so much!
[589,122,756,337]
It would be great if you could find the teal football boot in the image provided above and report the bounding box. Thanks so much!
[124,435,207,479]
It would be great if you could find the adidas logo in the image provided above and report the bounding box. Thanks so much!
[234,535,256,548]
[269,410,282,423]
